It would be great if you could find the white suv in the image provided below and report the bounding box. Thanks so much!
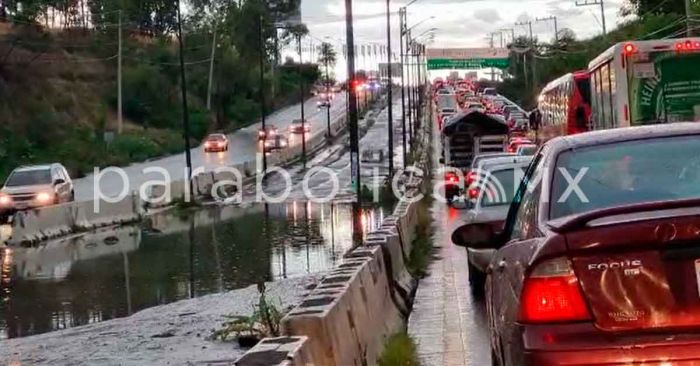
[0,163,75,215]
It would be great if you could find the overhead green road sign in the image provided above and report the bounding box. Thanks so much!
[427,58,510,70]
[426,47,510,70]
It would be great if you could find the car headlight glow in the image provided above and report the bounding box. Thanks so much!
[36,192,53,203]
[0,195,11,205]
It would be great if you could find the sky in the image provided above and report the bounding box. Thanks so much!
[301,0,629,47]
[292,0,631,80]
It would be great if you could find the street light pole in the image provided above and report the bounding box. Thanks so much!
[344,0,363,246]
[297,34,307,170]
[176,0,194,197]
[386,0,394,176]
[406,29,414,145]
[258,15,268,173]
[399,7,407,168]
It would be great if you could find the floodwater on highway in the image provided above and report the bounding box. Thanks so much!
[0,202,386,339]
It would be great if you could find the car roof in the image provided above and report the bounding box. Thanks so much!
[548,122,700,153]
[485,161,532,173]
[479,155,532,169]
[14,164,55,172]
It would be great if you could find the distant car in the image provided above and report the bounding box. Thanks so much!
[264,135,288,152]
[515,144,537,156]
[0,163,74,216]
[482,87,497,96]
[257,126,278,140]
[204,133,229,152]
[507,137,533,153]
[289,119,311,134]
[465,153,518,187]
[317,98,331,108]
[452,122,700,366]
[461,159,532,294]
[465,103,485,111]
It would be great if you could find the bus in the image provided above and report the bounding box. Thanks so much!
[536,70,591,141]
[588,37,700,129]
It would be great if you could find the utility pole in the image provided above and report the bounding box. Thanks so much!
[345,0,363,246]
[297,34,307,169]
[516,20,537,91]
[576,0,606,35]
[399,7,407,168]
[323,43,331,137]
[176,0,194,196]
[117,10,122,134]
[258,16,267,173]
[206,28,217,111]
[386,0,394,176]
[536,16,558,42]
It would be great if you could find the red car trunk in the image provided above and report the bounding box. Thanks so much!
[565,211,700,332]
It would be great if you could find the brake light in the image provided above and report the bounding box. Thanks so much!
[623,43,636,55]
[468,187,480,200]
[466,171,477,185]
[445,172,459,184]
[519,257,591,323]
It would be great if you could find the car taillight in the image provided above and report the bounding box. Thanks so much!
[466,171,477,185]
[519,257,591,324]
[467,187,480,199]
[445,172,459,184]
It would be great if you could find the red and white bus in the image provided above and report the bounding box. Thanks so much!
[536,70,591,142]
[588,38,700,129]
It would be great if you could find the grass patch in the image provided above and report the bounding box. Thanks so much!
[406,194,435,278]
[378,332,420,366]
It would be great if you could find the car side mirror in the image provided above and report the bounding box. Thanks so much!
[54,178,65,186]
[451,223,500,249]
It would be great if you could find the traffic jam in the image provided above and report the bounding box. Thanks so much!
[439,37,700,365]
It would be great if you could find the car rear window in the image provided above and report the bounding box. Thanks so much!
[5,169,52,187]
[208,134,226,141]
[480,169,519,207]
[550,136,700,218]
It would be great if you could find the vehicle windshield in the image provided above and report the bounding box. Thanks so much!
[550,135,700,218]
[480,169,518,207]
[207,135,226,141]
[5,169,52,187]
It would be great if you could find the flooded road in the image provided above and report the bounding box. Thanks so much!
[0,202,386,339]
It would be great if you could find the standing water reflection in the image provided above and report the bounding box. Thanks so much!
[0,202,383,339]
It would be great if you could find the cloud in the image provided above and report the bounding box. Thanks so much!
[473,9,502,23]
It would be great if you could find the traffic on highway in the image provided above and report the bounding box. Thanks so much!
[4,0,700,364]
[436,35,700,365]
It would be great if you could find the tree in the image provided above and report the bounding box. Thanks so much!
[621,0,691,17]
[318,42,336,85]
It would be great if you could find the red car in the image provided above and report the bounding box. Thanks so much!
[453,123,700,365]
[203,133,229,152]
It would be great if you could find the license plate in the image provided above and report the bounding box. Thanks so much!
[695,259,700,297]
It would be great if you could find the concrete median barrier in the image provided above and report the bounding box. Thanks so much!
[8,203,77,246]
[7,193,143,246]
[281,245,402,366]
[235,337,313,366]
[78,193,142,229]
